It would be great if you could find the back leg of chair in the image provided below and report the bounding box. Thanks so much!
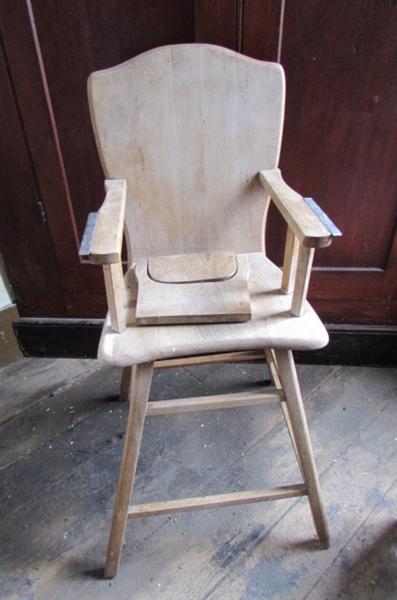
[105,362,154,578]
[119,365,136,402]
[273,349,329,549]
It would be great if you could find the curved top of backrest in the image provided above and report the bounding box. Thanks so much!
[88,44,285,262]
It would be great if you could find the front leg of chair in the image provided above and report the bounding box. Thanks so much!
[273,349,330,549]
[290,245,315,317]
[105,362,154,578]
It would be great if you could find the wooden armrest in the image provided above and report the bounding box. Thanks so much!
[79,179,127,264]
[259,168,340,248]
[260,168,341,316]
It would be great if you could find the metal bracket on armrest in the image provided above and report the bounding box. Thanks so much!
[79,212,98,262]
[303,198,342,238]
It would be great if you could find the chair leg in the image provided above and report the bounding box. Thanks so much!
[119,365,136,402]
[104,362,154,578]
[265,350,303,473]
[273,349,330,549]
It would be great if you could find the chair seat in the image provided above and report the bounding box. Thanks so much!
[98,252,328,367]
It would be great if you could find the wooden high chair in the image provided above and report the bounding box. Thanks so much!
[80,44,341,578]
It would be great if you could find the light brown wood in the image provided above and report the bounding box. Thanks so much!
[103,262,126,333]
[104,362,154,579]
[291,246,315,317]
[85,44,332,578]
[119,367,131,402]
[259,168,332,248]
[154,350,267,369]
[145,389,283,416]
[265,349,303,474]
[128,485,307,518]
[88,45,285,263]
[99,253,329,367]
[273,349,329,548]
[89,179,127,264]
[281,226,300,294]
[147,251,237,283]
[134,254,251,325]
[119,365,136,402]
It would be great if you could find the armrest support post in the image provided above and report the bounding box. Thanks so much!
[282,226,300,295]
[103,262,126,333]
[291,246,315,317]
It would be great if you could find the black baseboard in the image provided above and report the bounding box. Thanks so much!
[296,324,397,366]
[13,318,397,366]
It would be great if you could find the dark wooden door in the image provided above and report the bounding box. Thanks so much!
[1,0,396,327]
[278,0,397,325]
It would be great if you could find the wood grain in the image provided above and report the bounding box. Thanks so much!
[259,168,332,248]
[135,254,251,325]
[89,179,127,264]
[281,226,300,294]
[103,263,126,333]
[88,44,285,263]
[147,251,237,283]
[291,246,315,317]
[99,253,329,367]
[145,389,283,415]
[128,485,307,518]
[105,362,154,579]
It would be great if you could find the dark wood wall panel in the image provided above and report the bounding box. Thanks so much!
[32,0,196,236]
[0,40,65,316]
[279,0,397,270]
[195,0,239,49]
[0,0,90,307]
[0,0,197,317]
[241,0,282,61]
[0,0,395,327]
[275,0,397,324]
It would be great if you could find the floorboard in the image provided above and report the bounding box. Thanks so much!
[0,358,396,600]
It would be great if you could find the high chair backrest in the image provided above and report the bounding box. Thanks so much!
[88,44,285,265]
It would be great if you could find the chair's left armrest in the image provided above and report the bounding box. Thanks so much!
[79,179,127,264]
[259,168,341,248]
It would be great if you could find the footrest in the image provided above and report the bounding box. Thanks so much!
[145,389,284,415]
[128,484,307,518]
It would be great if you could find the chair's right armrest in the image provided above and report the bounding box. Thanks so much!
[79,179,127,264]
[259,168,341,317]
[259,168,336,248]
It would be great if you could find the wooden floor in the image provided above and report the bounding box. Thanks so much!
[0,357,396,600]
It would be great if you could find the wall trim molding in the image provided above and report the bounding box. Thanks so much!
[13,318,397,367]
